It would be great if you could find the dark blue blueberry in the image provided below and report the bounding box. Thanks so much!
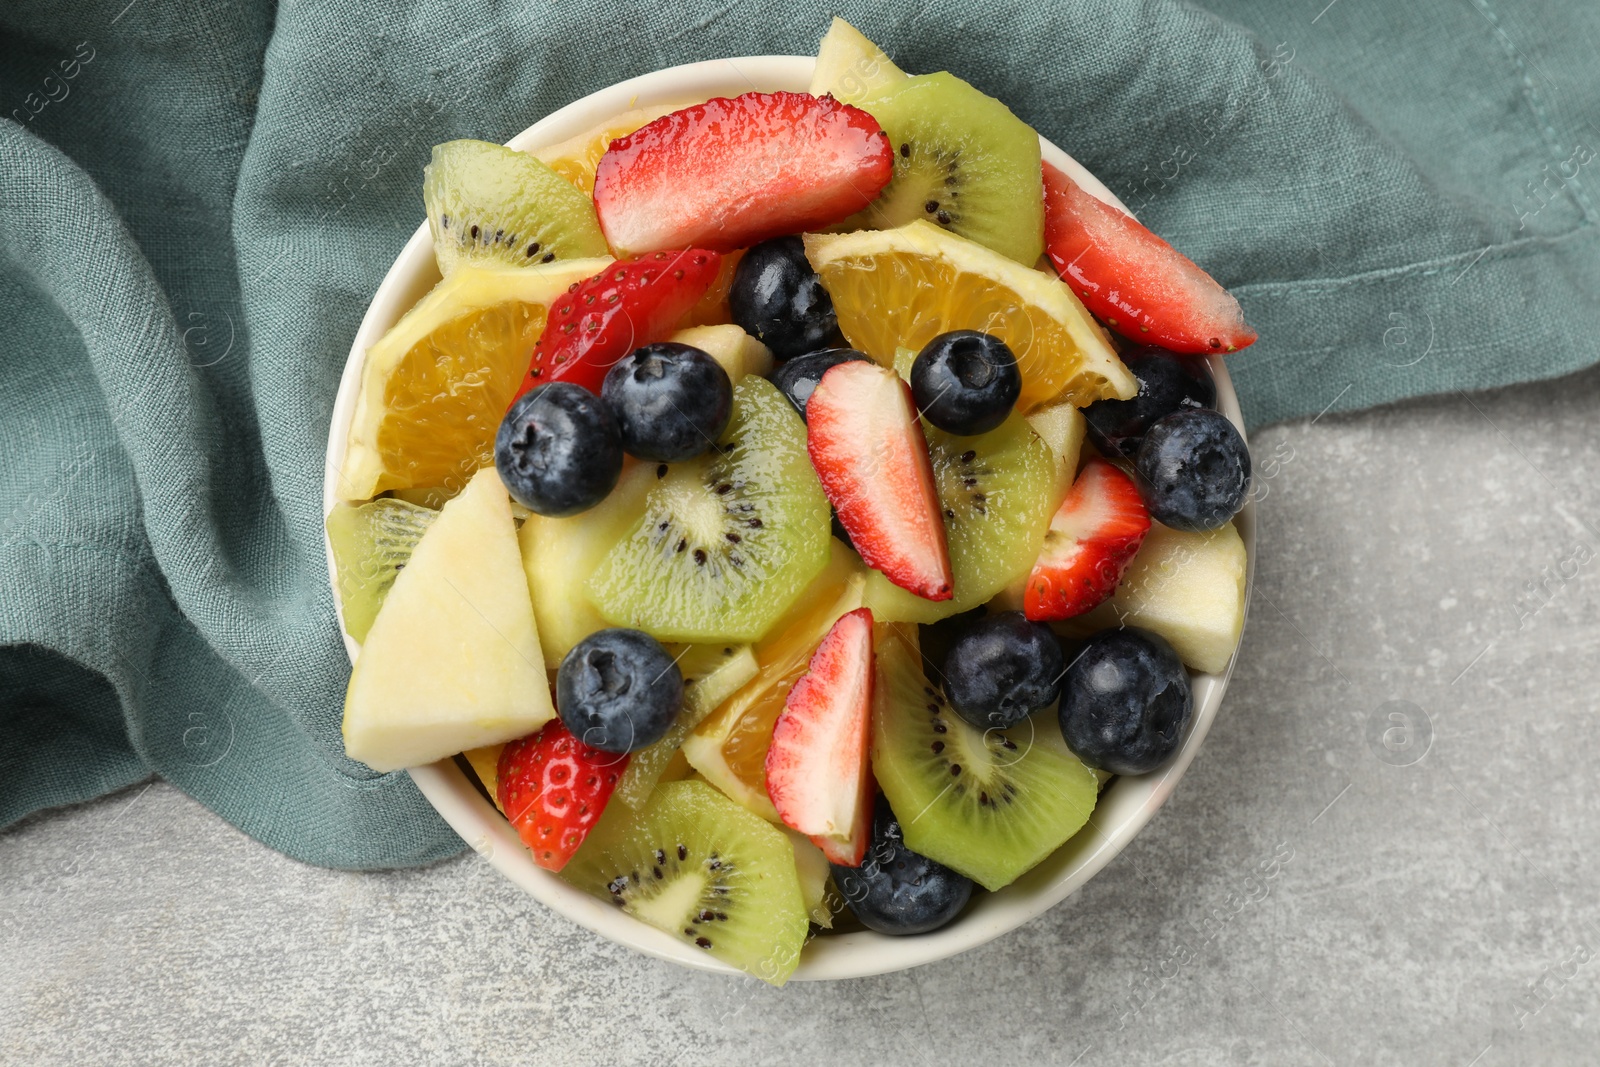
[495,383,622,517]
[600,342,732,462]
[916,606,990,676]
[830,795,972,935]
[941,610,1064,730]
[1083,347,1216,458]
[1134,408,1250,531]
[769,347,871,419]
[729,236,837,360]
[1058,628,1191,775]
[910,330,1021,436]
[556,628,684,754]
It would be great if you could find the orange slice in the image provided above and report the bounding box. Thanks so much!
[337,259,608,501]
[803,220,1136,411]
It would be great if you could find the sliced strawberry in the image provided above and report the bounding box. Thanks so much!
[518,250,722,397]
[815,789,873,867]
[806,361,952,601]
[1024,458,1151,621]
[1042,161,1256,355]
[497,720,627,871]
[765,607,875,866]
[593,91,893,255]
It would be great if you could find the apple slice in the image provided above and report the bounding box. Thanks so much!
[341,466,554,772]
[666,325,774,383]
[1054,520,1248,673]
[1025,400,1087,506]
[518,459,656,666]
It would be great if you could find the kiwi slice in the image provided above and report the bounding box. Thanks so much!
[587,377,832,642]
[325,498,437,642]
[864,408,1056,624]
[614,644,760,810]
[388,485,456,510]
[423,140,609,275]
[842,72,1044,266]
[871,624,1098,891]
[563,780,810,985]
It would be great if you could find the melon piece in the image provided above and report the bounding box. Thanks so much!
[342,466,554,772]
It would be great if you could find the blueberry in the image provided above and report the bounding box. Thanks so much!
[1134,408,1250,531]
[729,236,837,359]
[495,383,622,517]
[829,795,972,935]
[910,330,1021,436]
[941,610,1064,730]
[1058,628,1191,775]
[769,347,871,419]
[1083,347,1216,458]
[556,628,684,754]
[600,343,732,462]
[915,606,990,675]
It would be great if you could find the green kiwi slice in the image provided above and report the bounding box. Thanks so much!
[325,498,437,642]
[843,72,1044,266]
[563,780,809,985]
[587,376,832,643]
[864,408,1057,624]
[614,643,759,809]
[423,139,609,275]
[871,625,1098,891]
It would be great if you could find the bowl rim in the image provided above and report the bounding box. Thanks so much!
[322,54,1254,982]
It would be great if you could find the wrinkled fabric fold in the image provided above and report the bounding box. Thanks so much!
[1,0,1594,866]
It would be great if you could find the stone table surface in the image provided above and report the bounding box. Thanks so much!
[5,367,1600,1067]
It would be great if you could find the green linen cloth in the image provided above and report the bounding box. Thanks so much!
[1,0,1595,867]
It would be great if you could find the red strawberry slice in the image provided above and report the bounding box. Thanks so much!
[497,720,627,871]
[1042,161,1256,355]
[593,91,894,255]
[807,361,952,601]
[1024,458,1151,621]
[816,787,873,868]
[518,249,722,398]
[765,607,876,866]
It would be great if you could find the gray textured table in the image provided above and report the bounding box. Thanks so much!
[5,369,1599,1066]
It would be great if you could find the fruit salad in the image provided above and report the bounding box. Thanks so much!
[329,18,1255,986]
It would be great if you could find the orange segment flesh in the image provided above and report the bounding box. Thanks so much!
[337,259,608,502]
[803,220,1136,412]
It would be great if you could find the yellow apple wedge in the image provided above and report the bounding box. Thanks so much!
[1049,520,1248,674]
[342,466,554,772]
[667,325,774,382]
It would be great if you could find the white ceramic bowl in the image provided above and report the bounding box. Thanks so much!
[323,55,1254,982]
